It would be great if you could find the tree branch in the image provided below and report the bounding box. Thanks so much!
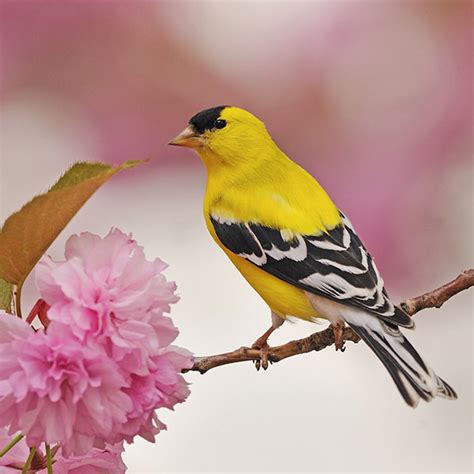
[400,269,474,316]
[184,269,474,374]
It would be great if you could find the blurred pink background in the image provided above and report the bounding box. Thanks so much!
[1,1,472,473]
[2,0,472,292]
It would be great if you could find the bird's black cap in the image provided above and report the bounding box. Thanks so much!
[189,106,228,134]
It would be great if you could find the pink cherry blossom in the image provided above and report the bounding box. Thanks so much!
[116,347,192,444]
[0,311,191,456]
[0,429,126,473]
[0,315,132,456]
[36,229,180,367]
[0,228,192,458]
[53,442,127,474]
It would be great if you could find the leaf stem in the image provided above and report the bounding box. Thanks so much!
[22,447,36,474]
[0,433,24,457]
[45,443,53,474]
[15,284,22,318]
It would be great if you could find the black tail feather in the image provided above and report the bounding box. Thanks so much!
[348,320,457,407]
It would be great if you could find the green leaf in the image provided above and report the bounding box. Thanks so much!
[0,278,13,312]
[0,160,143,286]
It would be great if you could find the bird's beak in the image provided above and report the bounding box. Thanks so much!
[168,125,204,148]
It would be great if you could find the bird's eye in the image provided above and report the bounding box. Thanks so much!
[214,119,227,129]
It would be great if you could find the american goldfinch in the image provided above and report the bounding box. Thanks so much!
[169,106,457,407]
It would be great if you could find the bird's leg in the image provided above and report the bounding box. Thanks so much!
[331,320,346,352]
[252,312,285,371]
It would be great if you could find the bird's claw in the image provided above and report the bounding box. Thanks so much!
[251,341,270,371]
[332,322,346,352]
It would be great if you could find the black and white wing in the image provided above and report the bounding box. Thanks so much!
[211,211,412,328]
[211,210,461,407]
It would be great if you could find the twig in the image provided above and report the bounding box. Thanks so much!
[184,269,474,374]
[400,269,474,315]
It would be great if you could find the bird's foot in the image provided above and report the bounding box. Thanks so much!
[251,334,272,371]
[251,318,283,371]
[332,321,346,352]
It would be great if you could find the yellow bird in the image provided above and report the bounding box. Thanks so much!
[169,105,457,407]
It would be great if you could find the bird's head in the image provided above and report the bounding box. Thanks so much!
[169,106,278,170]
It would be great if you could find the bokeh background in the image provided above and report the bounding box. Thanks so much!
[1,1,472,473]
